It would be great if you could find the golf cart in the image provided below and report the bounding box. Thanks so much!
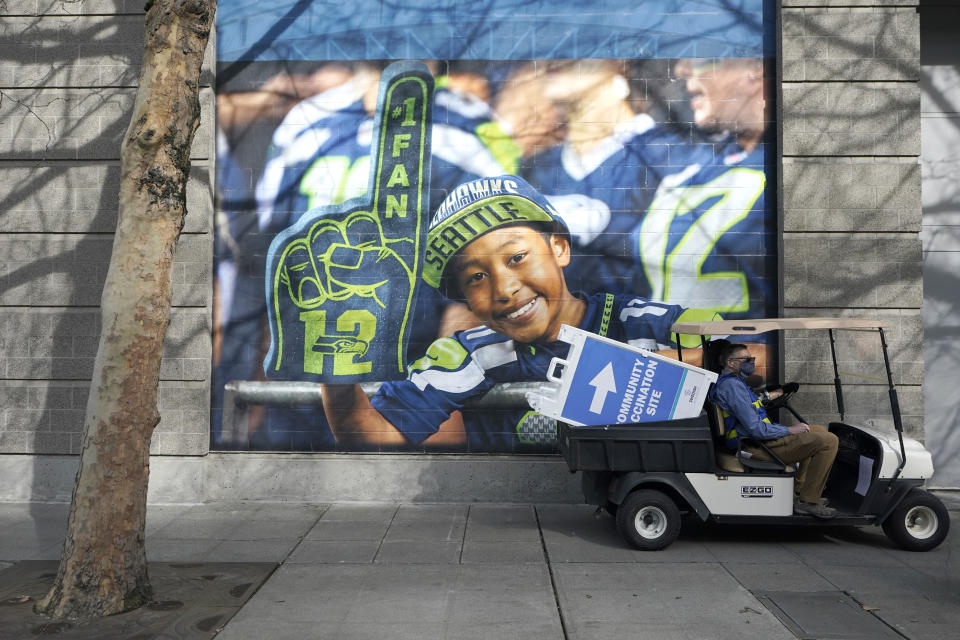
[558,318,950,552]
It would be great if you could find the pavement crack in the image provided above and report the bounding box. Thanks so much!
[459,505,470,564]
[277,503,329,565]
[372,503,400,562]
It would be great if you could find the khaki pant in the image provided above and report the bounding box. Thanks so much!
[746,424,839,504]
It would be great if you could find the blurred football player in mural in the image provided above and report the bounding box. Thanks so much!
[256,60,513,234]
[522,57,775,322]
[255,62,382,235]
[679,57,767,150]
[217,64,356,141]
[520,59,680,296]
[491,61,565,161]
[630,57,775,321]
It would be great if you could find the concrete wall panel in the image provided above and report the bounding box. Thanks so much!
[782,1,918,7]
[0,0,214,465]
[782,8,919,82]
[0,87,213,161]
[782,83,920,155]
[781,2,923,447]
[0,234,211,307]
[0,378,210,455]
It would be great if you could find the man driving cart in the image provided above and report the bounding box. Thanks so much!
[711,342,838,518]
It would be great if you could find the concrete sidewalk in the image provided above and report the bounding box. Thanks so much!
[1,496,958,640]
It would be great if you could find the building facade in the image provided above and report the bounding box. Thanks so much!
[1,0,948,501]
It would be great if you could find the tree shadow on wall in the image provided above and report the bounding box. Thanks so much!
[0,8,213,553]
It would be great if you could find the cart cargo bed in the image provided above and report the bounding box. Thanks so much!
[559,414,714,473]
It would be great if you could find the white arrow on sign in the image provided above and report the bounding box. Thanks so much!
[587,362,617,414]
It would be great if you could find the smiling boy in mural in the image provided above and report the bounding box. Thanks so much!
[321,174,719,450]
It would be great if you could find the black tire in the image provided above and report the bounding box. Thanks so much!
[881,489,950,552]
[615,489,681,551]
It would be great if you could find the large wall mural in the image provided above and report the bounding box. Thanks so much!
[213,0,778,452]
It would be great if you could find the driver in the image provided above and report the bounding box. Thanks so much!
[711,343,839,518]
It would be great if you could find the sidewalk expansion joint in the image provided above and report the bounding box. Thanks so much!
[534,506,570,640]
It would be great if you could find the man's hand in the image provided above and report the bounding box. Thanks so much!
[788,422,811,435]
[263,62,434,382]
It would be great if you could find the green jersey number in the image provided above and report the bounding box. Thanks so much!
[300,155,371,210]
[638,167,765,314]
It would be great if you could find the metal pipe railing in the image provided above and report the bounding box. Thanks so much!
[221,380,542,447]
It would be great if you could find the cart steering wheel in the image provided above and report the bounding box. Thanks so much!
[762,389,796,413]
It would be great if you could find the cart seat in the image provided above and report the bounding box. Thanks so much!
[716,449,746,473]
[706,400,793,474]
[708,401,744,472]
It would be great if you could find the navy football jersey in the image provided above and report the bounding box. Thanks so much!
[523,115,714,296]
[255,80,371,234]
[256,83,511,235]
[630,134,776,320]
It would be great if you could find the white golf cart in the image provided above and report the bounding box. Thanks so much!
[559,318,950,552]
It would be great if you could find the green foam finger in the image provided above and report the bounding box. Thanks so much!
[368,65,433,274]
[263,61,435,382]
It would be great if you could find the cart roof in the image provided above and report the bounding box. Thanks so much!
[670,317,887,335]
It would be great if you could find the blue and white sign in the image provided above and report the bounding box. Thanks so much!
[527,325,717,427]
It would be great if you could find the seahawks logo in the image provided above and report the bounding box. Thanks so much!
[312,338,370,357]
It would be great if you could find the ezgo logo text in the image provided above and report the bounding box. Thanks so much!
[741,485,773,498]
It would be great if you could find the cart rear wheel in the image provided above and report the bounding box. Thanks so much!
[616,489,681,551]
[882,489,950,552]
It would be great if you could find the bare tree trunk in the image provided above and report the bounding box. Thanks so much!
[35,0,215,620]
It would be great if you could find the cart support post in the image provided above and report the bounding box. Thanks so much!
[828,329,845,421]
[879,327,908,486]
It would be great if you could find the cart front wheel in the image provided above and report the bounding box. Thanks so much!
[881,489,950,552]
[616,489,681,551]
